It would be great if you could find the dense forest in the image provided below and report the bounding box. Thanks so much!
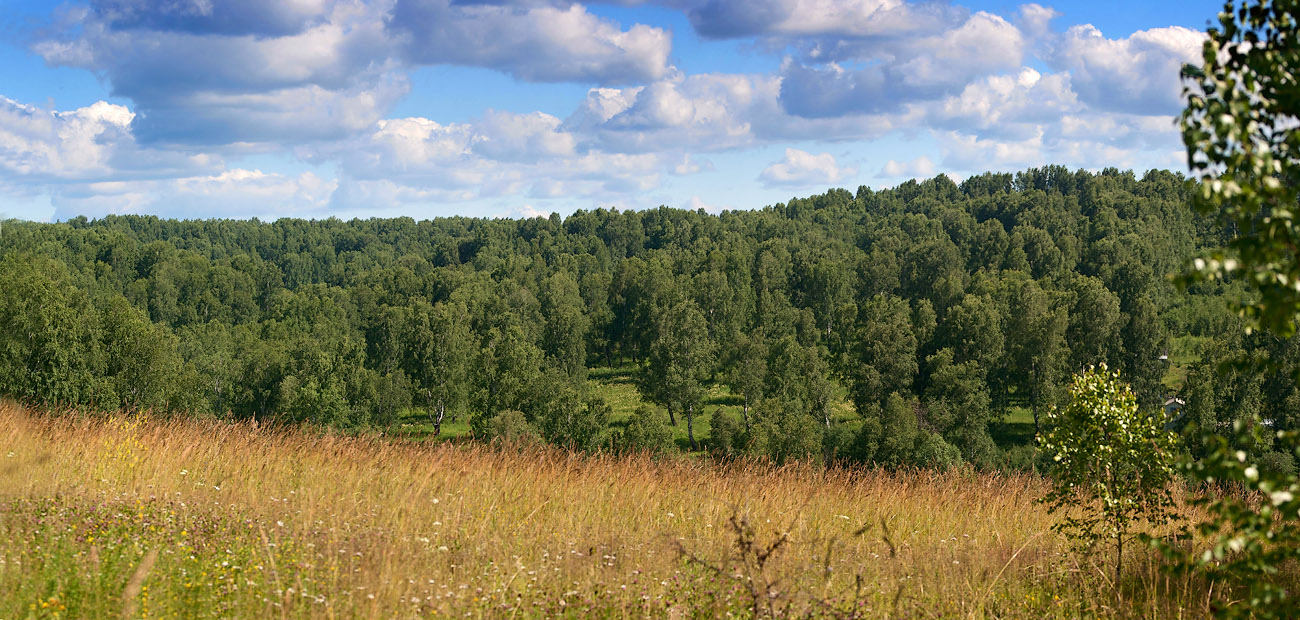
[2,166,1295,470]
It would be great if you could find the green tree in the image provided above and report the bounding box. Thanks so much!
[99,296,196,413]
[842,294,918,416]
[401,300,474,433]
[539,272,590,380]
[483,409,540,444]
[1040,365,1178,584]
[1181,0,1300,337]
[875,392,920,467]
[1163,7,1300,611]
[638,300,716,449]
[923,348,996,466]
[0,255,109,407]
[721,332,767,430]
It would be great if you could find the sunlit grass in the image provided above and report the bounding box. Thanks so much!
[0,400,1217,618]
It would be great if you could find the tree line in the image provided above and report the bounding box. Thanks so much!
[2,166,1291,469]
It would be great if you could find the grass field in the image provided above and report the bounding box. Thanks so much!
[0,400,1224,619]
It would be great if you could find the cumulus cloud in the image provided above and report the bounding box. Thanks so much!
[680,0,964,40]
[303,109,668,207]
[568,74,763,152]
[777,11,1025,117]
[388,0,673,84]
[0,94,342,220]
[932,68,1076,138]
[878,155,935,178]
[4,0,1208,220]
[1048,24,1204,115]
[0,97,219,181]
[35,1,401,147]
[31,0,672,149]
[760,148,856,187]
[938,129,1044,171]
[567,71,913,155]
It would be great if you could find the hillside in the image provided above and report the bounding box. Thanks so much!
[2,167,1295,469]
[0,400,1215,618]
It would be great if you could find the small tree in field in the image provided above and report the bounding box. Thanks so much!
[1040,364,1179,585]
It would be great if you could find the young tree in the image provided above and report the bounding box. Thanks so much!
[640,300,716,450]
[721,332,767,431]
[1040,364,1178,585]
[405,300,472,436]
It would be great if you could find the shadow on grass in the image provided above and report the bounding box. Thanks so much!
[989,420,1035,449]
[589,365,637,382]
[705,393,743,407]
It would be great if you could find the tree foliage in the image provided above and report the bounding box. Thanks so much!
[1040,365,1178,584]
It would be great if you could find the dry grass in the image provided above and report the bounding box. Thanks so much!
[0,400,1213,618]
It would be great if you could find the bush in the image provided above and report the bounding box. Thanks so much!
[823,420,879,465]
[1258,450,1297,477]
[484,410,539,443]
[621,406,675,455]
[998,444,1040,473]
[751,397,822,465]
[913,431,962,470]
[709,407,745,456]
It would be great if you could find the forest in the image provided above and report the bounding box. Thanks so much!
[1,165,1295,472]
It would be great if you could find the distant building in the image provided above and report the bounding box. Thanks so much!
[1163,397,1184,415]
[1162,397,1186,432]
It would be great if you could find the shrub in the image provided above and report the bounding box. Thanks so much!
[914,431,963,470]
[709,407,745,456]
[484,409,539,443]
[621,406,674,455]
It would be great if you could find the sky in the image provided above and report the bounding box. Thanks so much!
[0,0,1223,222]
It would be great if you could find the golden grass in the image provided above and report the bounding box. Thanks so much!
[0,400,1213,618]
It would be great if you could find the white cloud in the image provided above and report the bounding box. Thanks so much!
[878,155,935,178]
[760,148,856,187]
[33,0,673,149]
[306,109,668,207]
[1049,24,1204,115]
[938,129,1044,171]
[387,0,673,84]
[684,195,730,213]
[672,154,711,175]
[0,96,219,181]
[777,11,1025,117]
[35,1,401,147]
[473,110,577,163]
[3,0,1208,220]
[933,68,1076,138]
[569,74,763,152]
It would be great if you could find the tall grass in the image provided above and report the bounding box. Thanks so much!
[0,400,1212,618]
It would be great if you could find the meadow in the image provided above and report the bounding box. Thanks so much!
[0,399,1219,619]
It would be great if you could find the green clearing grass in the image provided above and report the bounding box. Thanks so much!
[990,407,1037,449]
[1162,335,1211,392]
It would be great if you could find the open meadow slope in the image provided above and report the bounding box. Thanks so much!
[0,400,1216,619]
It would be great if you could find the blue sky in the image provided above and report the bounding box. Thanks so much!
[0,0,1222,221]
